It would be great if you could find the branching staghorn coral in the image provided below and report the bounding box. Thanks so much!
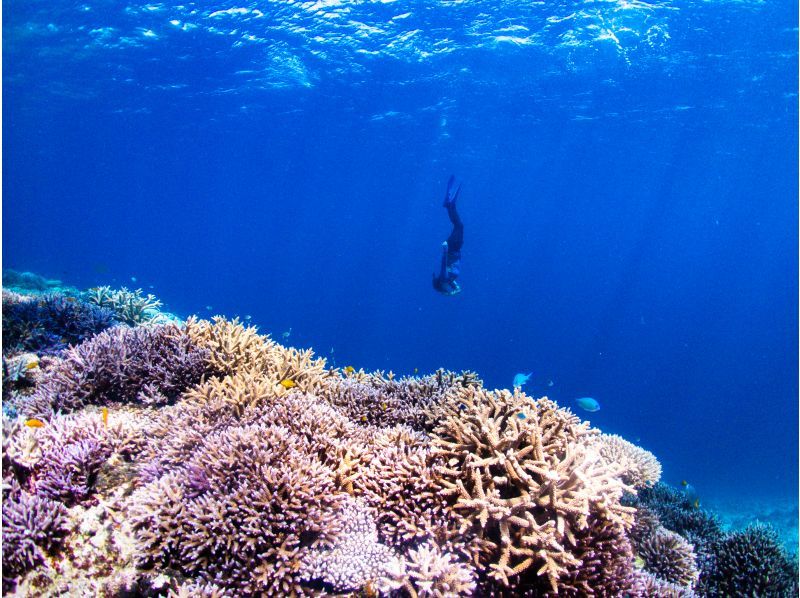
[634,571,699,597]
[131,421,349,595]
[549,514,639,597]
[378,541,477,598]
[3,290,119,356]
[35,437,112,506]
[185,316,336,394]
[2,481,70,592]
[137,372,362,482]
[428,388,635,592]
[590,433,662,490]
[84,286,163,324]
[327,369,481,429]
[353,426,469,551]
[25,323,210,417]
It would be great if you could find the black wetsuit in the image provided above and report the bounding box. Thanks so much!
[433,179,463,296]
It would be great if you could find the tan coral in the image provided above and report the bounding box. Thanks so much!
[428,387,635,592]
[185,317,335,395]
[591,433,662,489]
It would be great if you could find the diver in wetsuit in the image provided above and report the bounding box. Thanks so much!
[433,175,463,296]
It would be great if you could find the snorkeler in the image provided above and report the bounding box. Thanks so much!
[432,175,463,296]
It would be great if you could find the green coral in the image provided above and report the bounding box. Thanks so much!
[84,286,165,325]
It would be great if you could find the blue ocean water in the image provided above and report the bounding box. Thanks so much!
[4,0,797,532]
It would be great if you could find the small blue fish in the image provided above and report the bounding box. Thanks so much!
[513,372,532,388]
[517,412,526,420]
[576,397,600,412]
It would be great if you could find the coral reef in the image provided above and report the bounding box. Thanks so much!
[635,528,699,588]
[591,433,661,489]
[131,421,349,595]
[84,286,165,325]
[2,269,62,292]
[427,387,635,593]
[1,279,794,597]
[2,482,70,593]
[378,541,477,598]
[25,323,210,417]
[696,523,798,597]
[2,291,119,356]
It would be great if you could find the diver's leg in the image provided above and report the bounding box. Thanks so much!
[446,205,464,253]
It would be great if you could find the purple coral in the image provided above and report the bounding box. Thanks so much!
[697,523,798,597]
[26,324,210,416]
[2,291,119,356]
[35,438,112,506]
[636,528,699,589]
[2,482,69,592]
[329,369,480,429]
[131,422,348,595]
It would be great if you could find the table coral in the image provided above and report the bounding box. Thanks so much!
[301,496,399,593]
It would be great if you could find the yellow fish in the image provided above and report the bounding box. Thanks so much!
[25,361,39,370]
[360,416,367,423]
[413,367,419,374]
[24,418,45,428]
[693,499,700,509]
[681,480,688,487]
[279,379,296,389]
[344,366,355,374]
[101,407,109,426]
[380,402,387,411]
[634,555,645,569]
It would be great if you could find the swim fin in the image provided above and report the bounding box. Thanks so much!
[443,175,461,207]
